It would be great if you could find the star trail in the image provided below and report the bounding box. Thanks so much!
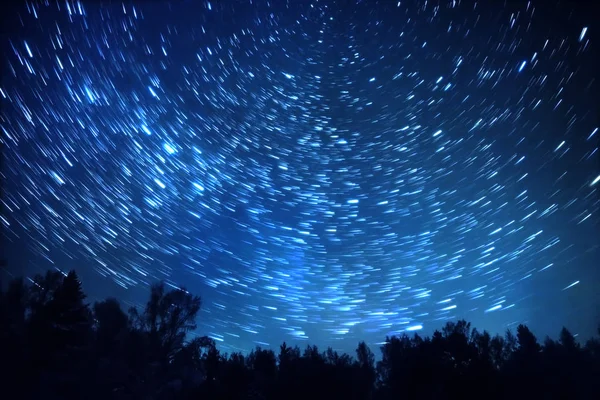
[1,0,598,354]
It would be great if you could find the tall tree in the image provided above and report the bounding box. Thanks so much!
[27,270,92,398]
[0,277,29,394]
[355,341,376,399]
[129,282,201,364]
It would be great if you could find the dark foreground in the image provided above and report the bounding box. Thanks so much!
[1,270,598,399]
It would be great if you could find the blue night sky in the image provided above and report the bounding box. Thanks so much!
[1,0,598,354]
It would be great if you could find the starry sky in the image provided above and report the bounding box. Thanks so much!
[1,0,598,354]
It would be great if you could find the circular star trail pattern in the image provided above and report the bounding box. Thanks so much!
[1,1,598,353]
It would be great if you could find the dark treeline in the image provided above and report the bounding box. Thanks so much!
[1,270,599,399]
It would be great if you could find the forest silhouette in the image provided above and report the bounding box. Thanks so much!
[1,270,598,399]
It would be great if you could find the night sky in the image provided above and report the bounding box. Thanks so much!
[1,0,598,354]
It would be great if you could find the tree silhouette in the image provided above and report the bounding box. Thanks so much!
[23,270,93,398]
[91,298,132,398]
[247,347,277,398]
[2,269,599,400]
[355,341,376,399]
[0,277,29,395]
[129,282,201,368]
